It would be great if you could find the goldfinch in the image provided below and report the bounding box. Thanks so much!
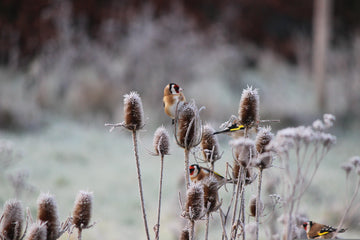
[302,221,347,239]
[163,83,186,121]
[213,123,245,135]
[189,164,230,186]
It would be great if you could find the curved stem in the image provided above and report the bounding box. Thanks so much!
[132,130,151,240]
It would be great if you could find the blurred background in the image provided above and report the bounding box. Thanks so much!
[0,0,359,239]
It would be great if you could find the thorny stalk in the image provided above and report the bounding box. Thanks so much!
[132,130,151,240]
[155,152,165,240]
[205,213,210,240]
[255,168,263,240]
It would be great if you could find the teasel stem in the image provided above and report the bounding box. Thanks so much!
[255,168,263,240]
[155,153,165,240]
[77,226,82,240]
[132,130,150,240]
[231,166,243,239]
[185,148,190,189]
[205,212,210,240]
[189,220,195,240]
[240,183,246,240]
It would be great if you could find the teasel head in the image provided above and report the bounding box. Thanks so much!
[37,193,60,240]
[185,182,204,220]
[249,195,264,217]
[201,124,221,163]
[238,86,259,128]
[73,191,93,230]
[26,222,47,240]
[255,126,273,154]
[255,152,273,170]
[123,91,144,131]
[203,176,220,213]
[1,199,24,240]
[153,126,170,156]
[341,162,353,178]
[180,228,189,240]
[231,138,256,168]
[175,101,202,150]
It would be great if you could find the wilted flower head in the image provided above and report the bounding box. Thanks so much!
[72,191,93,229]
[201,124,221,162]
[230,138,256,167]
[323,114,335,128]
[185,182,204,220]
[350,156,360,167]
[249,196,263,217]
[255,126,273,154]
[255,152,273,169]
[238,86,259,128]
[312,119,325,131]
[37,193,60,240]
[341,163,353,178]
[180,228,189,240]
[1,199,24,240]
[26,222,47,240]
[176,101,202,150]
[153,126,170,156]
[123,91,144,131]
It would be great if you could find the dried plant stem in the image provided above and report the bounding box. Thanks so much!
[205,213,210,240]
[78,227,82,240]
[219,209,228,240]
[155,154,165,240]
[255,168,263,240]
[231,167,244,240]
[334,178,360,238]
[185,148,190,189]
[132,130,150,240]
[189,220,195,240]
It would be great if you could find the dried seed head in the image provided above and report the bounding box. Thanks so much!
[123,91,144,131]
[233,161,241,179]
[323,114,335,128]
[180,228,189,240]
[201,124,221,162]
[231,138,256,168]
[245,168,257,185]
[73,191,93,229]
[185,183,204,220]
[249,196,263,217]
[255,152,273,169]
[153,126,170,156]
[176,101,202,149]
[203,176,219,213]
[37,193,60,240]
[341,163,353,177]
[26,222,47,240]
[350,156,360,167]
[312,119,325,131]
[1,199,24,240]
[238,86,259,127]
[255,127,273,154]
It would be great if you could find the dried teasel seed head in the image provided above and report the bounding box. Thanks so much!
[255,152,273,169]
[180,228,189,240]
[233,161,241,179]
[185,183,204,220]
[26,222,47,240]
[323,113,335,129]
[255,127,273,154]
[245,168,257,185]
[249,195,264,217]
[203,176,219,213]
[1,199,24,240]
[231,138,256,168]
[238,86,260,128]
[153,126,170,156]
[37,193,60,240]
[73,191,93,229]
[201,124,221,162]
[176,101,202,149]
[341,163,353,177]
[123,91,144,131]
[350,156,360,167]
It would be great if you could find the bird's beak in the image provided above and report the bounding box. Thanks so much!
[179,87,183,92]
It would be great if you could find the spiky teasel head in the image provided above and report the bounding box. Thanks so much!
[185,182,204,220]
[232,162,256,184]
[231,137,256,168]
[123,91,144,131]
[180,228,189,240]
[203,176,220,213]
[37,193,60,240]
[238,86,259,128]
[73,191,93,229]
[201,123,221,162]
[1,199,24,240]
[249,195,264,217]
[255,126,273,154]
[26,222,47,240]
[176,101,202,150]
[254,152,273,170]
[153,126,170,156]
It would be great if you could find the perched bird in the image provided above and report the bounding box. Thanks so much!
[213,123,245,135]
[189,164,230,186]
[163,83,186,122]
[302,221,347,239]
